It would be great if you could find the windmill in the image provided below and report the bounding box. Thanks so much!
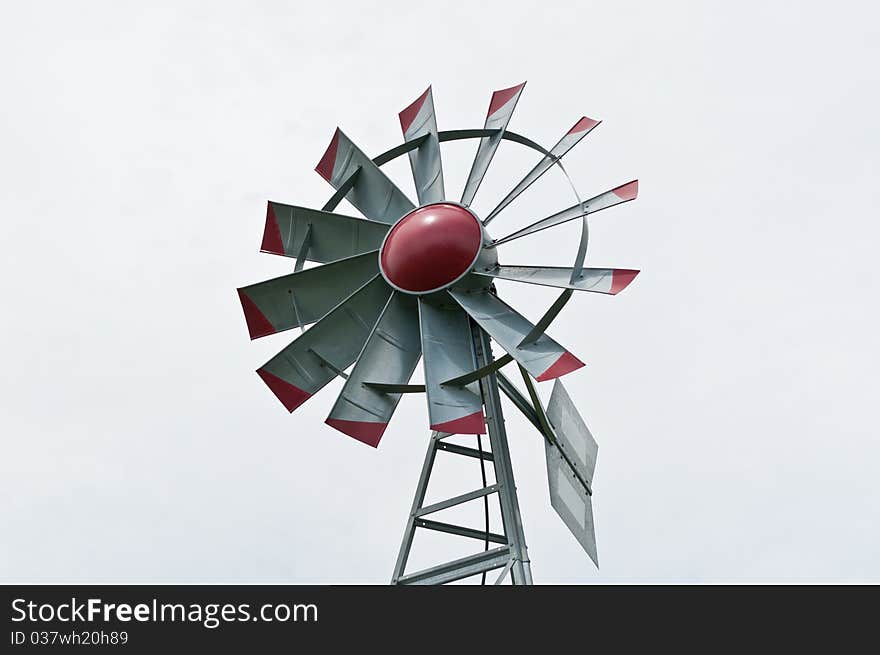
[237,84,639,584]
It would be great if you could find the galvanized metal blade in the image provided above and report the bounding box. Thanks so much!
[399,87,445,205]
[547,380,598,486]
[545,379,599,566]
[316,129,415,224]
[447,287,584,382]
[255,276,392,413]
[326,292,422,447]
[261,201,390,262]
[460,82,526,207]
[545,443,598,566]
[491,180,638,246]
[237,252,380,340]
[483,117,601,226]
[474,265,640,295]
[418,294,485,434]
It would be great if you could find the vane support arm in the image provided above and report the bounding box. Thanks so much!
[497,369,593,496]
[496,371,545,435]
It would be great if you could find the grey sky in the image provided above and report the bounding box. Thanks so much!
[1,0,878,583]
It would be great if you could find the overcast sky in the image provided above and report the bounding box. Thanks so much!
[1,1,878,583]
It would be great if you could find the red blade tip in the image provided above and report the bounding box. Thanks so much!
[325,418,387,448]
[536,352,585,382]
[431,411,486,435]
[610,269,640,295]
[612,180,639,202]
[237,289,275,340]
[399,86,432,133]
[260,202,284,255]
[487,81,526,118]
[256,368,312,412]
[568,116,600,135]
[315,128,341,182]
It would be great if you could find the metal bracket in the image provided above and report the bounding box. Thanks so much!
[363,382,424,394]
[414,518,506,545]
[493,558,516,585]
[293,223,312,273]
[321,166,361,212]
[436,441,494,461]
[395,547,511,586]
[414,485,500,518]
[288,288,305,336]
[307,348,349,380]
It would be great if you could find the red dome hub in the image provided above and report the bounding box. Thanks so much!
[380,203,483,294]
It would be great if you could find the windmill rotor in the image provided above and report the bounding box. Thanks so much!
[237,84,640,582]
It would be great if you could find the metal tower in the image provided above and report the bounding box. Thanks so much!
[392,327,533,585]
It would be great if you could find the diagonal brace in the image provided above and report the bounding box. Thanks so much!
[414,484,500,518]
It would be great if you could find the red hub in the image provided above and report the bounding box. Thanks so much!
[379,203,483,294]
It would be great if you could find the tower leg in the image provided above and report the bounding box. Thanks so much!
[390,325,532,585]
[473,327,533,585]
[390,430,441,582]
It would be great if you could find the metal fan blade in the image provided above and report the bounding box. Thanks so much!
[237,252,380,340]
[491,181,638,246]
[460,82,526,207]
[260,201,390,262]
[418,294,485,434]
[483,116,601,226]
[545,379,599,565]
[316,128,415,224]
[325,292,422,447]
[448,288,584,382]
[256,276,391,412]
[399,87,444,205]
[475,265,640,295]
